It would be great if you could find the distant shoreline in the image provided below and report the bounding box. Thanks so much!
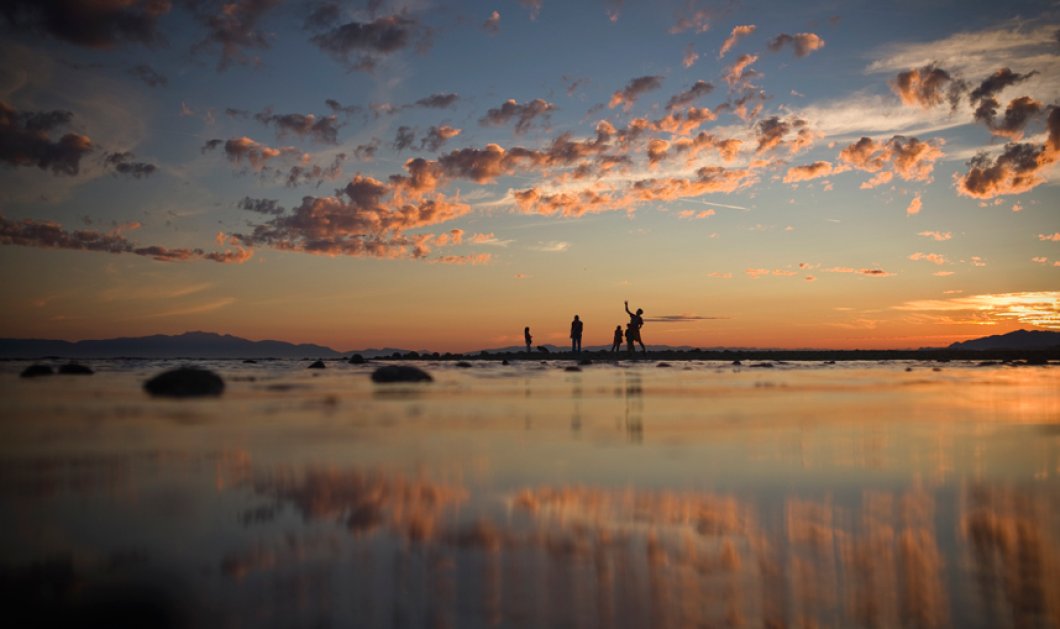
[4,348,1056,363]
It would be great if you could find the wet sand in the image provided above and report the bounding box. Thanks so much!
[1,360,1057,627]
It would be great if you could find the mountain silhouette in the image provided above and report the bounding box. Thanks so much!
[948,329,1060,351]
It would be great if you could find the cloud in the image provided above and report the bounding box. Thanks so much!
[906,194,922,216]
[723,54,758,89]
[353,139,379,161]
[431,253,491,265]
[413,93,460,109]
[631,166,756,200]
[483,10,500,34]
[392,125,416,151]
[890,64,962,109]
[0,0,170,48]
[239,197,285,215]
[676,209,715,219]
[479,98,556,134]
[1039,233,1060,242]
[909,251,946,265]
[955,107,1060,199]
[893,291,1059,329]
[824,267,895,277]
[518,0,542,21]
[670,0,713,34]
[719,24,755,59]
[232,174,471,260]
[682,44,699,68]
[609,76,664,110]
[0,215,250,263]
[1031,256,1048,264]
[253,108,343,144]
[665,80,714,111]
[767,32,825,57]
[309,13,426,71]
[103,151,157,178]
[282,152,347,188]
[837,134,944,186]
[187,0,282,70]
[783,161,833,183]
[707,271,732,279]
[0,101,93,175]
[513,187,621,217]
[128,64,167,88]
[644,314,722,322]
[202,136,300,171]
[420,125,461,152]
[529,241,570,252]
[755,116,816,154]
[918,230,950,241]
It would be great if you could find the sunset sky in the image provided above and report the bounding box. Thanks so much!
[0,0,1057,351]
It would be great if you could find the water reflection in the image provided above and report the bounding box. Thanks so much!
[624,371,643,443]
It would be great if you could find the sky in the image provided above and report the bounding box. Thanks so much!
[0,0,1057,351]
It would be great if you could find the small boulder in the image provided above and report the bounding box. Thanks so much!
[58,363,93,375]
[20,364,53,378]
[349,354,366,364]
[731,360,742,366]
[564,366,582,372]
[371,365,433,383]
[308,360,326,369]
[144,367,224,398]
[455,361,473,368]
[501,359,510,366]
[750,362,774,368]
[243,359,258,364]
[656,362,672,368]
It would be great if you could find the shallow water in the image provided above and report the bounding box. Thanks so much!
[1,360,1058,628]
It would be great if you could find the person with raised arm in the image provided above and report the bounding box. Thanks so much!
[624,300,646,353]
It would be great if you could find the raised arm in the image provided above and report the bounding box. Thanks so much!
[624,301,634,317]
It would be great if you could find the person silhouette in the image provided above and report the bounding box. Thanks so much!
[570,315,583,353]
[624,300,646,353]
[624,323,635,354]
[524,326,532,353]
[611,325,623,352]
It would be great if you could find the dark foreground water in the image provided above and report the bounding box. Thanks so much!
[1,359,1058,628]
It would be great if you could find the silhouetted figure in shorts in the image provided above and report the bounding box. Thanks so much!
[624,300,646,353]
[524,326,532,353]
[611,325,623,352]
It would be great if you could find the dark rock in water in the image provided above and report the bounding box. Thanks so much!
[144,367,224,398]
[564,366,582,372]
[349,354,366,364]
[20,364,53,378]
[308,360,326,369]
[932,367,942,372]
[579,358,593,366]
[371,365,433,383]
[537,346,550,354]
[58,362,93,375]
[824,360,836,365]
[750,362,773,368]
[657,362,672,368]
[905,367,913,372]
[731,360,742,366]
[501,359,510,366]
[243,359,258,364]
[1025,356,1047,365]
[977,361,999,367]
[455,361,473,368]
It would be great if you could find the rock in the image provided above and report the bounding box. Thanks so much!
[537,346,550,354]
[578,358,593,366]
[501,359,510,366]
[564,366,582,372]
[371,365,433,383]
[349,354,366,364]
[144,367,224,398]
[308,360,326,369]
[731,360,742,366]
[750,362,774,368]
[1026,356,1047,365]
[656,362,671,368]
[455,361,473,368]
[58,363,93,375]
[20,364,53,378]
[905,367,913,372]
[242,359,258,364]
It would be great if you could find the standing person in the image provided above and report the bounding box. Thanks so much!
[570,315,584,353]
[524,326,532,353]
[610,325,623,352]
[624,324,635,354]
[624,300,646,353]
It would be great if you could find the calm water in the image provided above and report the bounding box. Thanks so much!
[1,360,1057,628]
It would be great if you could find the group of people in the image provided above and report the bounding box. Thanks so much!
[524,301,646,354]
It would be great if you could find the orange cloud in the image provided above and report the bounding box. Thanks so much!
[719,24,755,59]
[838,135,944,185]
[909,252,947,265]
[724,53,758,88]
[767,32,824,57]
[1040,233,1060,242]
[783,161,833,183]
[906,194,922,215]
[918,231,951,241]
[955,107,1060,199]
[891,64,961,109]
[609,75,664,110]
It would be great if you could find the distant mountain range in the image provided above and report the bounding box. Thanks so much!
[1,329,1056,359]
[947,329,1060,351]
